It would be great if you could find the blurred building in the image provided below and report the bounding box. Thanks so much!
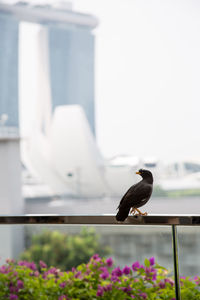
[48,25,95,134]
[0,13,19,127]
[0,1,98,134]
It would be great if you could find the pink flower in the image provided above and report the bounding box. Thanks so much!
[6,259,15,264]
[111,275,119,282]
[132,261,140,271]
[103,284,112,291]
[149,257,155,266]
[34,271,39,277]
[123,266,131,275]
[106,257,113,267]
[139,292,147,299]
[122,286,132,293]
[0,265,9,274]
[58,296,68,300]
[100,271,109,279]
[112,267,123,277]
[9,286,18,293]
[152,273,157,281]
[92,254,99,260]
[59,282,66,288]
[10,295,18,300]
[75,271,82,278]
[99,266,108,272]
[159,281,166,289]
[164,278,174,286]
[39,260,47,269]
[17,280,24,289]
[96,285,104,297]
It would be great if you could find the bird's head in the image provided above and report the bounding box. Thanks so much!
[136,169,153,183]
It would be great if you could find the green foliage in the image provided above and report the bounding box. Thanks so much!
[20,228,111,270]
[0,256,200,299]
[167,189,200,197]
[152,185,168,197]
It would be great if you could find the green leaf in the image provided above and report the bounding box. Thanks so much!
[144,258,150,267]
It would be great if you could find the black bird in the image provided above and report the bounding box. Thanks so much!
[116,169,153,222]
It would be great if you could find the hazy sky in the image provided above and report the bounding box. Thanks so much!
[73,0,200,162]
[7,0,200,162]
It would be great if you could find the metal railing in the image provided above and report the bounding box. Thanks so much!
[1,214,200,299]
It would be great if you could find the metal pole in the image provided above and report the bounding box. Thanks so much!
[172,225,181,300]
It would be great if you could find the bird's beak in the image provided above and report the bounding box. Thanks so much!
[136,171,141,175]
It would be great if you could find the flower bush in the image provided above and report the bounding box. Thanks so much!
[0,255,200,299]
[20,228,111,270]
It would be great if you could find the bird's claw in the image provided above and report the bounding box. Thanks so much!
[135,212,148,216]
[130,208,136,215]
[130,207,148,216]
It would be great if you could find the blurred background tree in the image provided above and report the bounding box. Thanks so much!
[20,227,111,270]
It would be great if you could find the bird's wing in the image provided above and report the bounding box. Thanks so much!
[118,181,152,209]
[117,183,137,209]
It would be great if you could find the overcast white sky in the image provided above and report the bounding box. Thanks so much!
[73,0,200,162]
[7,0,200,162]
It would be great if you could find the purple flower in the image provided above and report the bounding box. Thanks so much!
[96,285,104,297]
[122,286,132,293]
[112,267,122,277]
[58,296,68,300]
[106,257,113,267]
[10,295,18,300]
[149,257,155,266]
[152,273,157,281]
[111,275,119,282]
[18,261,37,271]
[123,265,131,275]
[59,282,66,288]
[28,262,37,271]
[0,265,9,274]
[39,260,47,269]
[159,281,166,289]
[92,254,99,260]
[140,265,145,270]
[34,271,39,277]
[145,267,151,274]
[164,278,174,286]
[132,261,140,271]
[99,267,108,272]
[139,293,147,299]
[9,286,18,293]
[100,271,109,279]
[103,284,112,291]
[17,280,24,289]
[75,271,82,278]
[6,259,15,264]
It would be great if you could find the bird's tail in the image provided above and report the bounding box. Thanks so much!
[116,207,130,222]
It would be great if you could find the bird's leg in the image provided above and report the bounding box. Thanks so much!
[135,208,148,216]
[130,207,136,215]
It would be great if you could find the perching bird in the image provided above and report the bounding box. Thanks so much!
[116,169,153,221]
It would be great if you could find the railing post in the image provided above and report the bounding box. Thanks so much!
[172,225,181,300]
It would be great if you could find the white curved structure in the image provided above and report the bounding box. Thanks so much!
[49,105,110,197]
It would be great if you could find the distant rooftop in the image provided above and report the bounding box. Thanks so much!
[0,1,98,29]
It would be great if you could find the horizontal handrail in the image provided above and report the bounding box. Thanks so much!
[0,214,200,225]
